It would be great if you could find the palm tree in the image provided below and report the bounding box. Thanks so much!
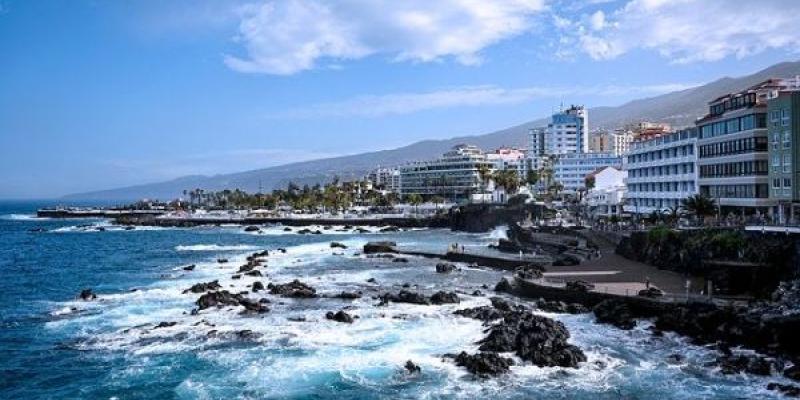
[477,164,492,203]
[681,194,716,226]
[430,195,445,211]
[407,194,423,216]
[665,205,682,227]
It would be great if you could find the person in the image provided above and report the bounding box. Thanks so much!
[460,244,465,253]
[645,277,651,289]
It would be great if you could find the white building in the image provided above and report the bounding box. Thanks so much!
[553,152,622,192]
[528,105,588,173]
[585,166,627,219]
[589,130,634,157]
[368,167,401,193]
[624,128,698,215]
[399,144,493,201]
[487,147,527,178]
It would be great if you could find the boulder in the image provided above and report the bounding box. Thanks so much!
[183,280,222,294]
[330,242,348,249]
[392,258,409,263]
[452,351,514,376]
[217,258,228,264]
[593,299,636,330]
[380,226,400,232]
[325,310,354,323]
[565,280,595,292]
[363,241,397,254]
[244,270,263,277]
[268,280,317,298]
[404,360,421,374]
[435,263,457,274]
[638,287,664,298]
[182,264,196,271]
[767,383,800,397]
[239,298,269,314]
[785,365,800,382]
[717,354,774,376]
[453,306,504,322]
[78,289,97,301]
[252,281,265,292]
[297,229,313,235]
[244,225,261,232]
[379,290,429,305]
[430,291,460,305]
[536,299,589,314]
[552,254,581,267]
[494,278,514,293]
[154,321,177,329]
[196,290,243,310]
[332,291,362,300]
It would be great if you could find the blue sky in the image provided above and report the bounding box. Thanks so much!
[1,0,799,198]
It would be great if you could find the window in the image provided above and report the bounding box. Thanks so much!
[784,131,792,149]
[784,178,792,188]
[784,154,792,173]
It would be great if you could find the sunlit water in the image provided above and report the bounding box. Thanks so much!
[0,201,789,399]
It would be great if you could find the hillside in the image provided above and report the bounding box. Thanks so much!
[64,61,800,201]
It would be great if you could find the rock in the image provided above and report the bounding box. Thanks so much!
[231,274,241,280]
[478,309,586,368]
[404,360,421,374]
[430,291,460,305]
[363,241,397,254]
[244,225,261,232]
[277,248,287,253]
[332,291,362,299]
[767,382,800,397]
[717,354,774,376]
[366,278,378,283]
[124,226,135,231]
[785,365,800,381]
[453,306,504,322]
[283,227,292,231]
[297,228,313,235]
[244,270,263,277]
[239,298,269,314]
[452,351,514,376]
[379,290,429,305]
[29,227,47,233]
[666,354,685,364]
[252,281,265,292]
[392,257,409,263]
[182,264,196,271]
[552,254,581,267]
[494,278,513,293]
[565,280,595,292]
[154,321,177,329]
[435,263,457,273]
[330,242,348,249]
[593,299,636,330]
[312,230,323,235]
[325,310,354,323]
[380,226,400,232]
[472,290,483,296]
[78,289,97,301]
[217,258,228,264]
[638,287,664,298]
[515,266,543,280]
[183,280,222,294]
[268,280,317,298]
[238,264,256,273]
[536,299,588,314]
[196,290,243,310]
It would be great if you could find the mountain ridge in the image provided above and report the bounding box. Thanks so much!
[64,60,800,201]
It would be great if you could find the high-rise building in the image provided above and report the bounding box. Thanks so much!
[624,128,698,215]
[590,130,634,156]
[696,80,781,215]
[546,105,588,155]
[766,76,800,222]
[367,167,401,193]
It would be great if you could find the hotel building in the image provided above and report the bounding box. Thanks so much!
[696,80,781,215]
[398,144,493,201]
[766,77,800,222]
[553,152,622,192]
[624,128,698,214]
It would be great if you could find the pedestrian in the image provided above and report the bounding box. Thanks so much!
[645,277,651,289]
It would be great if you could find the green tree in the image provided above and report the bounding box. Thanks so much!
[681,194,716,225]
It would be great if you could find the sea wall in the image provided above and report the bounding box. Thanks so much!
[616,227,800,296]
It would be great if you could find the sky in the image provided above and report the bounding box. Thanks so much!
[1,0,800,199]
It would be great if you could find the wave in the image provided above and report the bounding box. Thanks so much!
[175,244,259,252]
[1,213,51,221]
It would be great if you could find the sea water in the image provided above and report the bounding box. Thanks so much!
[0,201,789,399]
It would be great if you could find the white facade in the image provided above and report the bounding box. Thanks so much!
[553,152,622,192]
[399,144,493,201]
[487,147,527,180]
[368,167,401,193]
[586,167,627,219]
[624,128,698,215]
[610,130,634,156]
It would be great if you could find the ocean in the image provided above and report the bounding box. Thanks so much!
[0,201,786,399]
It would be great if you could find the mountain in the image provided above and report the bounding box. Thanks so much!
[64,61,800,201]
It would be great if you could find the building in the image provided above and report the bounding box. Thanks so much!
[398,144,493,201]
[585,166,627,220]
[766,77,800,222]
[367,167,401,193]
[696,80,782,215]
[631,122,671,140]
[527,127,547,170]
[624,128,698,215]
[553,152,621,193]
[590,130,634,156]
[546,105,589,155]
[487,147,527,179]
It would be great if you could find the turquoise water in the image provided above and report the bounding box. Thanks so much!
[0,201,790,399]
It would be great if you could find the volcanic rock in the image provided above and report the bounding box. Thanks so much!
[268,280,317,298]
[325,310,354,323]
[183,280,222,294]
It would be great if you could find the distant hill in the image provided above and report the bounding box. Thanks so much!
[64,61,800,201]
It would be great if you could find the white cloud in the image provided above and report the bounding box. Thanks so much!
[224,0,546,74]
[272,82,698,118]
[568,0,800,63]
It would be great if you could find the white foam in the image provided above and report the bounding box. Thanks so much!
[1,213,51,221]
[175,244,259,252]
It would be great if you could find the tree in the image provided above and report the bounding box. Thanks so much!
[665,205,682,227]
[584,175,595,190]
[430,195,445,211]
[681,194,716,225]
[477,164,492,203]
[526,169,540,187]
[406,194,423,215]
